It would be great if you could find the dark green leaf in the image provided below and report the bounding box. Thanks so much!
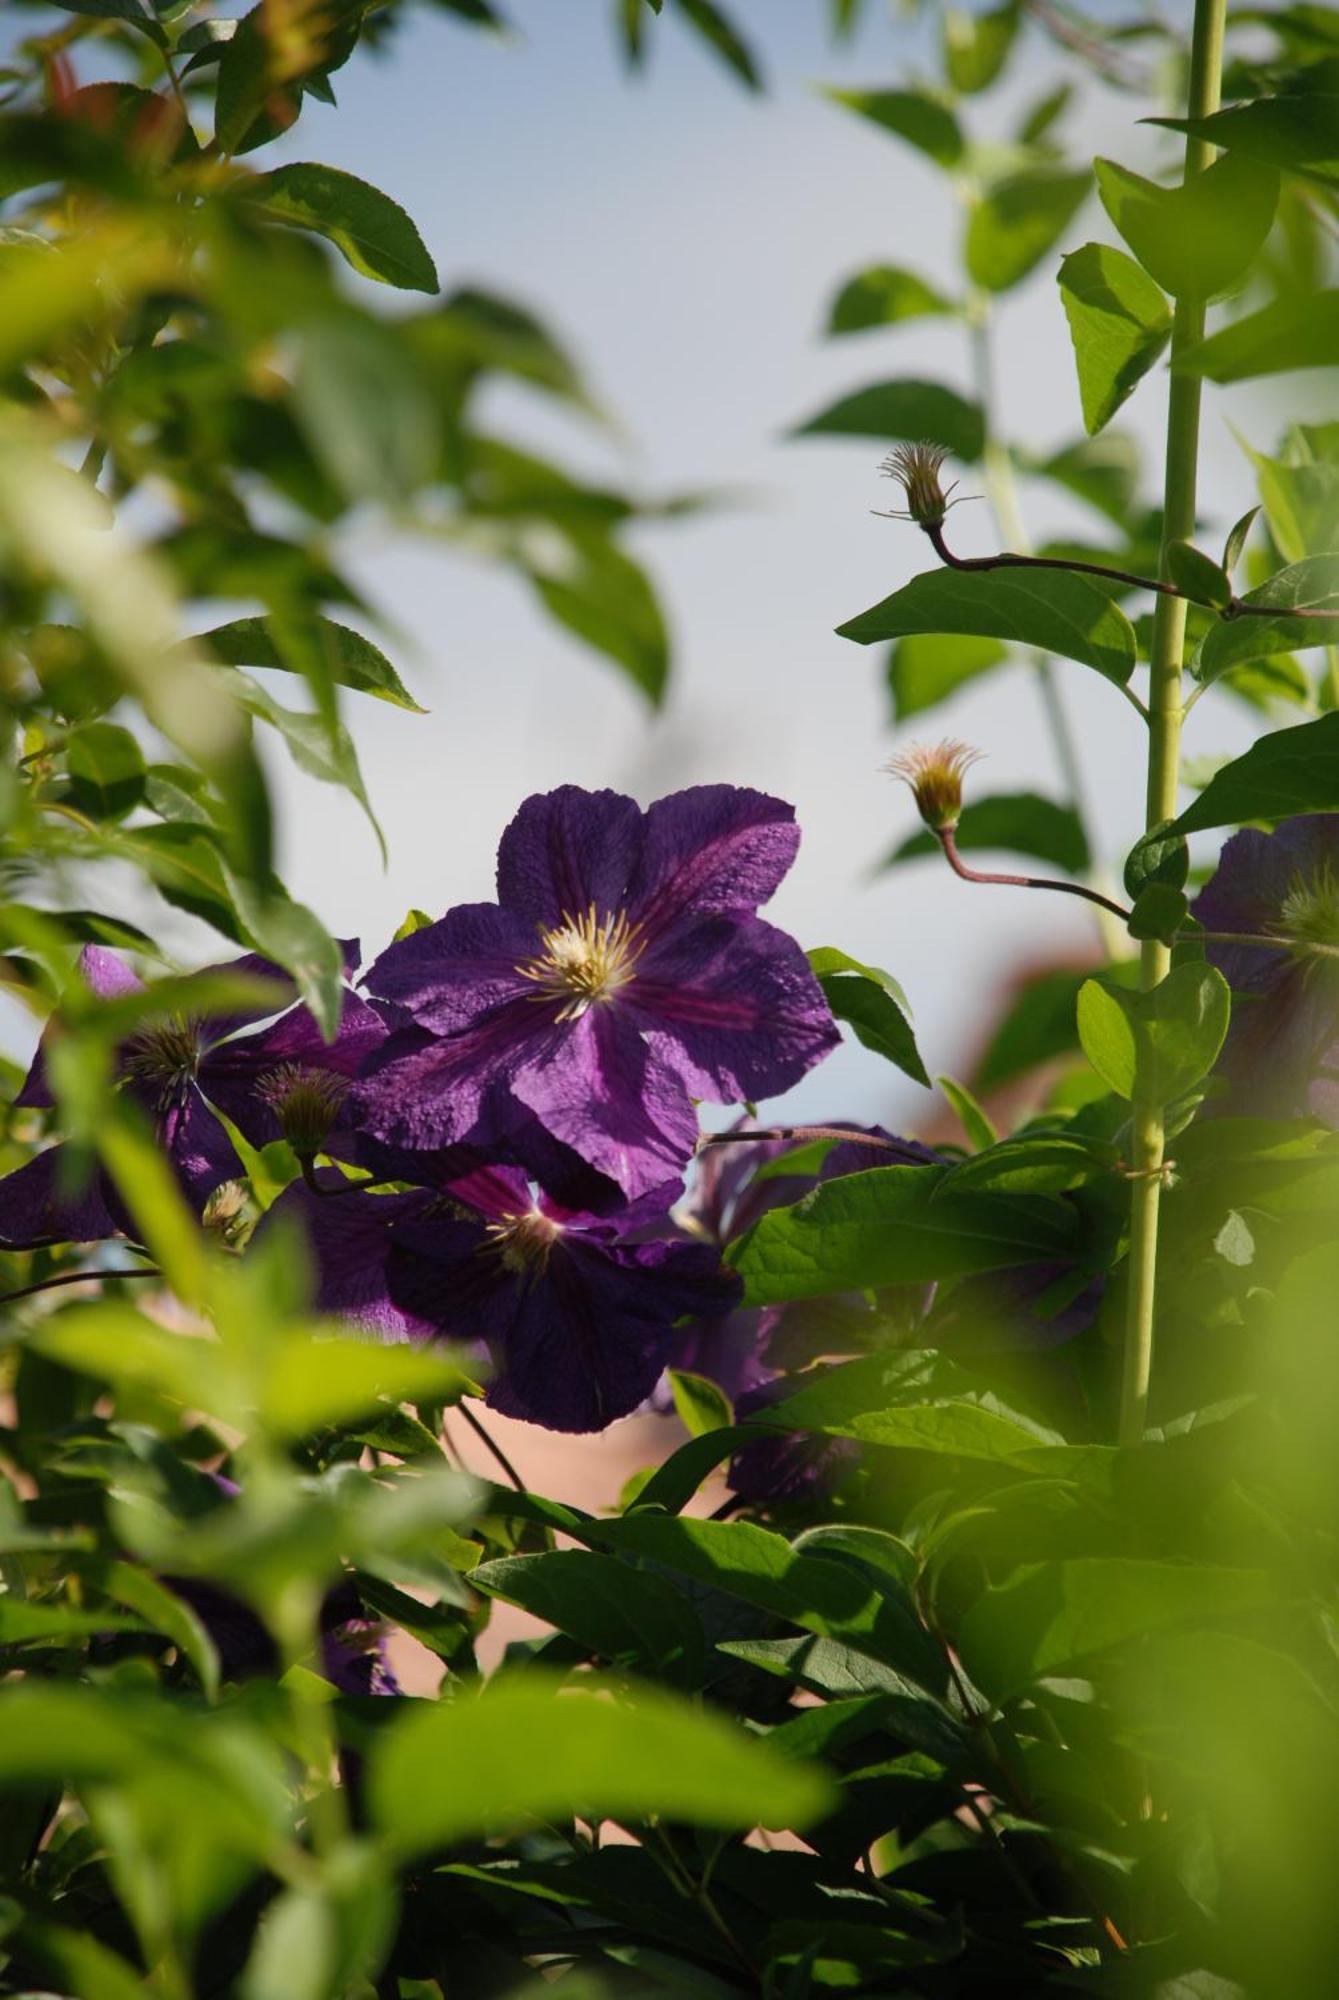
[244,162,438,292]
[887,791,1090,874]
[1127,883,1189,943]
[65,722,146,820]
[1057,242,1171,434]
[1150,95,1339,177]
[196,617,424,711]
[729,1164,1077,1304]
[1178,289,1339,382]
[957,1558,1274,1696]
[808,946,929,1087]
[840,565,1137,684]
[48,0,167,42]
[965,168,1090,294]
[675,0,762,89]
[368,1671,834,1854]
[1167,540,1233,610]
[470,1550,706,1683]
[719,1637,970,1760]
[824,87,963,167]
[1095,151,1280,301]
[1124,820,1189,898]
[595,1514,946,1690]
[292,314,438,504]
[826,265,955,335]
[887,631,1008,721]
[1170,711,1339,832]
[792,380,984,460]
[763,1350,1066,1462]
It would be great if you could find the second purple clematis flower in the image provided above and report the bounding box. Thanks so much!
[265,1160,741,1434]
[1192,815,1339,1122]
[0,944,385,1248]
[356,786,841,1201]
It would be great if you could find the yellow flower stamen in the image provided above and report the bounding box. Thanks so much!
[484,1208,562,1277]
[516,903,643,1020]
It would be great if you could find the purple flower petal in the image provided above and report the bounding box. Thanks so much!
[261,1179,441,1341]
[632,917,839,1105]
[628,786,800,941]
[496,785,644,929]
[15,945,145,1108]
[363,904,537,1035]
[355,1004,561,1154]
[511,1007,700,1201]
[199,989,389,1147]
[0,1144,123,1249]
[152,1088,243,1204]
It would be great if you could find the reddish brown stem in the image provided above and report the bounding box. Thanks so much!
[938,827,1132,924]
[0,1265,160,1306]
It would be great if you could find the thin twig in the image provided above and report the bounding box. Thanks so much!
[938,828,1133,923]
[698,1125,909,1152]
[0,1266,161,1307]
[457,1399,527,1493]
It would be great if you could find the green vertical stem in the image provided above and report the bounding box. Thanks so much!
[1119,0,1228,1447]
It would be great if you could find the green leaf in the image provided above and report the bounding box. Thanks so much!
[1127,883,1189,944]
[668,1368,734,1437]
[826,264,955,335]
[48,0,167,42]
[965,168,1090,295]
[824,87,963,167]
[1222,504,1261,577]
[1197,555,1339,683]
[65,722,146,820]
[368,1671,834,1854]
[957,1558,1274,1696]
[1124,820,1189,898]
[1029,431,1142,527]
[197,617,424,711]
[1150,95,1339,177]
[221,870,345,1040]
[718,1637,970,1760]
[1095,151,1280,301]
[937,1074,998,1151]
[524,532,669,705]
[887,631,1008,721]
[1169,711,1339,833]
[292,314,438,506]
[942,0,1019,92]
[257,1336,474,1440]
[729,1164,1077,1304]
[792,380,984,460]
[1167,540,1233,610]
[1245,436,1339,568]
[886,791,1090,874]
[1077,964,1230,1103]
[595,1514,946,1690]
[763,1350,1066,1464]
[808,946,929,1088]
[469,1550,705,1683]
[1178,289,1339,382]
[1057,242,1171,434]
[220,668,385,860]
[839,565,1137,685]
[243,162,438,292]
[675,0,762,89]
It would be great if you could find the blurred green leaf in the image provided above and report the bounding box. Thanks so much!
[840,565,1137,684]
[1167,539,1233,610]
[65,722,146,821]
[887,791,1090,874]
[292,313,438,504]
[369,1671,834,1854]
[525,533,669,704]
[965,168,1089,294]
[943,0,1019,92]
[471,1549,706,1683]
[1057,242,1171,434]
[825,87,963,167]
[1197,554,1339,682]
[792,379,984,459]
[826,265,955,334]
[675,0,762,89]
[1150,95,1339,177]
[1178,289,1339,381]
[887,631,1008,721]
[1029,432,1142,527]
[937,1074,998,1151]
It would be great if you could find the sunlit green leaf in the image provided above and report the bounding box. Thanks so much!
[965,168,1089,294]
[1095,151,1279,301]
[824,87,963,166]
[840,565,1137,684]
[242,163,438,293]
[1057,242,1171,434]
[826,264,955,335]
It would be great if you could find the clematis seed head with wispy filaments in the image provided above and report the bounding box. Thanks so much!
[878,442,956,527]
[886,739,982,833]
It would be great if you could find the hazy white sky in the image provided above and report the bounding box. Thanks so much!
[21,1,1302,1132]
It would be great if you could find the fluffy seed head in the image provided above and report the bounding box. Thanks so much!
[255,1063,350,1154]
[879,442,954,527]
[886,739,982,833]
[1275,864,1339,971]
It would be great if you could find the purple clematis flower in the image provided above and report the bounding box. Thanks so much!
[0,944,386,1249]
[264,1157,740,1434]
[356,786,841,1202]
[1192,815,1339,1122]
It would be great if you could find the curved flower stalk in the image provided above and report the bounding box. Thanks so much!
[264,1160,740,1434]
[356,785,840,1202]
[0,944,386,1249]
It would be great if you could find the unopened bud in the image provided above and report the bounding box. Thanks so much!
[886,739,982,833]
[879,442,955,528]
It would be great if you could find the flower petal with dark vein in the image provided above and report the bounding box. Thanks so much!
[358,786,839,1199]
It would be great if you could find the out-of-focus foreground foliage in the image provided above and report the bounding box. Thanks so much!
[7,1,1339,1997]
